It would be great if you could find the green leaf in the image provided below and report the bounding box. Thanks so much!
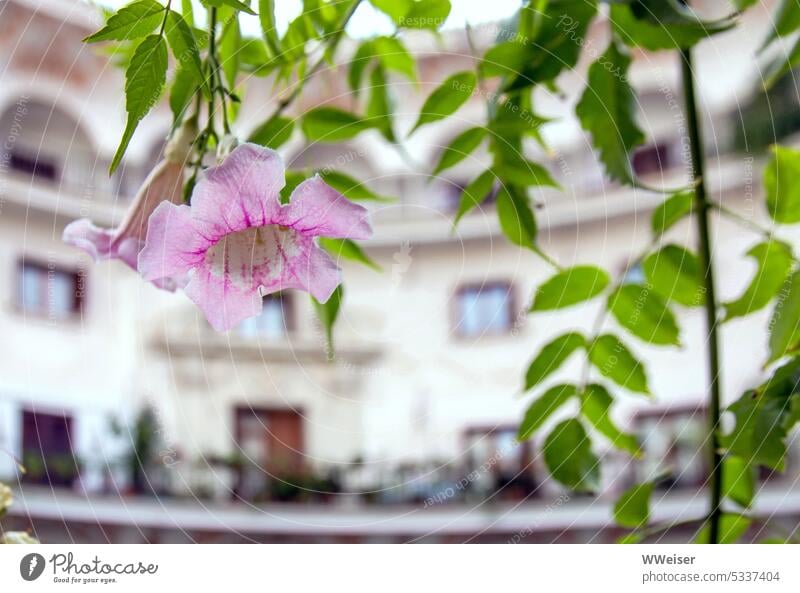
[258,0,281,56]
[617,533,643,544]
[763,0,800,48]
[281,14,316,61]
[181,0,195,26]
[524,333,586,391]
[248,115,294,148]
[320,238,381,272]
[480,41,531,79]
[576,40,644,185]
[410,71,476,133]
[201,0,256,15]
[722,456,755,508]
[369,0,412,24]
[169,65,198,124]
[433,127,486,175]
[219,15,241,90]
[588,335,650,395]
[607,284,681,346]
[695,514,751,544]
[721,390,791,471]
[764,145,800,224]
[496,185,537,250]
[454,169,495,225]
[651,190,694,235]
[724,241,793,321]
[312,284,342,361]
[84,0,164,43]
[611,0,735,51]
[371,0,451,29]
[373,36,416,81]
[489,96,550,143]
[763,35,800,89]
[759,356,800,400]
[366,66,395,142]
[543,419,600,492]
[517,384,578,441]
[613,481,653,528]
[504,0,598,90]
[491,144,559,188]
[239,39,270,72]
[402,0,451,29]
[531,266,610,311]
[582,383,641,456]
[110,34,168,174]
[165,10,205,88]
[643,245,705,307]
[319,170,391,202]
[349,40,376,93]
[302,107,371,142]
[768,270,800,363]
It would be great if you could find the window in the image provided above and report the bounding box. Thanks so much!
[9,149,58,182]
[237,293,292,339]
[463,426,537,500]
[633,143,674,177]
[21,410,77,487]
[634,408,706,489]
[234,407,305,500]
[16,260,83,319]
[454,282,514,337]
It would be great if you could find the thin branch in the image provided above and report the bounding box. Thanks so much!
[681,44,724,546]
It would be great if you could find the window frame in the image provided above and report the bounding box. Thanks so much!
[14,257,85,320]
[451,280,516,339]
[236,291,295,339]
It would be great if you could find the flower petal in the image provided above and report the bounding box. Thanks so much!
[280,175,372,240]
[138,202,204,283]
[184,265,263,331]
[63,218,116,261]
[262,238,342,303]
[190,143,285,239]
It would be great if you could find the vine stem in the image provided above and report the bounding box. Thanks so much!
[267,0,363,122]
[680,46,723,545]
[465,24,560,272]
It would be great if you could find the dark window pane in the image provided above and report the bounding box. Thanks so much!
[9,150,58,182]
[21,410,77,487]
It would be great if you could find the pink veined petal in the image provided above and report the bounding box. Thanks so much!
[184,265,264,331]
[265,238,342,303]
[62,219,116,262]
[279,175,372,240]
[115,237,144,271]
[138,202,204,283]
[190,143,286,240]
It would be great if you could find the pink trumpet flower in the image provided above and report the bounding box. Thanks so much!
[137,143,372,331]
[63,121,194,289]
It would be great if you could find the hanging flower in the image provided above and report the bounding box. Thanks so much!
[138,143,372,331]
[62,119,195,289]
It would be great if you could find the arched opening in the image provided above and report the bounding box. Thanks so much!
[0,98,102,195]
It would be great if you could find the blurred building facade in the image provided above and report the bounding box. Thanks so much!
[1,0,799,542]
